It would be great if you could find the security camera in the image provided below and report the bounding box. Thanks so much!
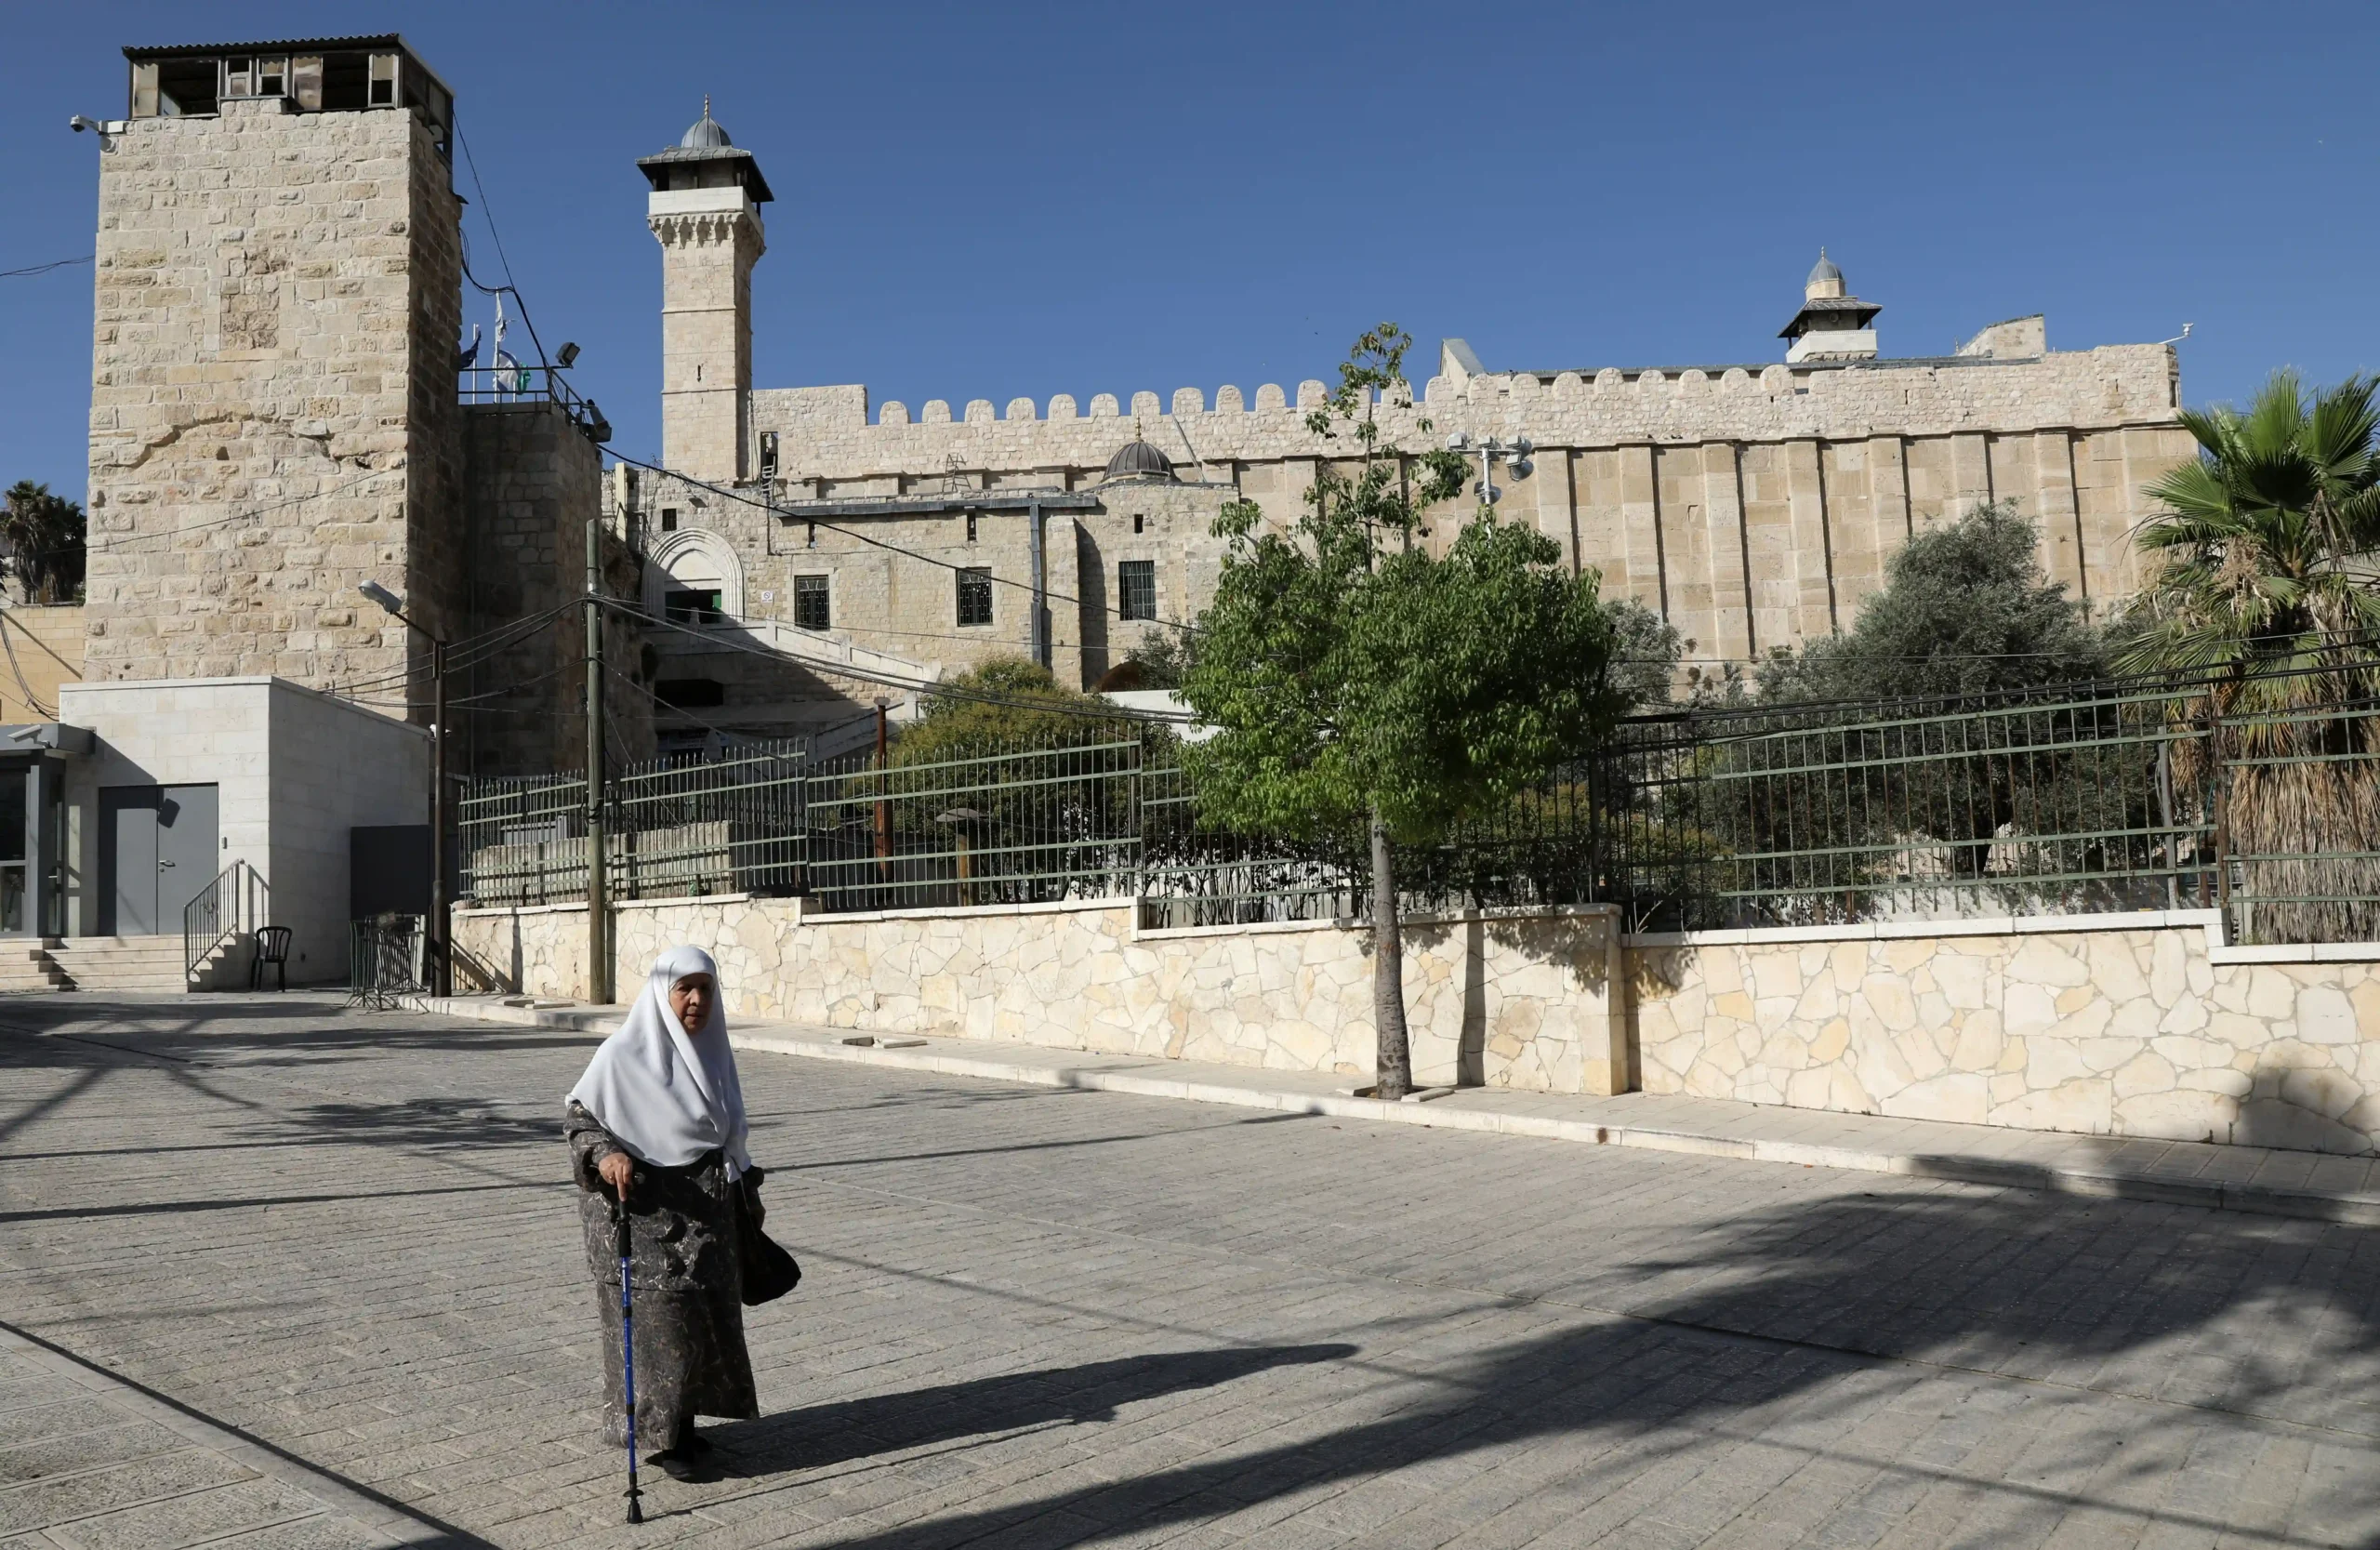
[70,115,99,133]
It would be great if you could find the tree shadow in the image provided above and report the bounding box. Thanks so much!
[710,1345,1356,1478]
[736,1185,2380,1549]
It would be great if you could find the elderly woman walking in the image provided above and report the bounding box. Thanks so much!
[566,946,764,1481]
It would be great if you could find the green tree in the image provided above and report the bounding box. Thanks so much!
[1761,499,2105,704]
[1604,598,1685,712]
[1,482,86,604]
[893,656,1123,766]
[1179,325,1627,1098]
[1724,501,2113,907]
[2115,370,2380,940]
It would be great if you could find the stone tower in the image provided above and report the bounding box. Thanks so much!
[640,101,773,483]
[86,37,464,700]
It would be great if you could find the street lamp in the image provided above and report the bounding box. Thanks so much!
[1446,432,1534,507]
[360,582,451,995]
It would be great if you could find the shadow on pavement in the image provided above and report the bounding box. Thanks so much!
[712,1344,1357,1477]
[756,1185,2380,1550]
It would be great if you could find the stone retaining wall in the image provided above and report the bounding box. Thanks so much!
[1633,917,2380,1154]
[456,894,2380,1152]
[454,896,1630,1095]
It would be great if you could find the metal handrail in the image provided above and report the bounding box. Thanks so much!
[182,860,267,987]
[456,364,609,441]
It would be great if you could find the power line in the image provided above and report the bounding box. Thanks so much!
[602,447,1203,639]
[0,256,91,279]
[606,598,1196,724]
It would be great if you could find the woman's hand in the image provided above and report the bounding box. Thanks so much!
[598,1151,634,1198]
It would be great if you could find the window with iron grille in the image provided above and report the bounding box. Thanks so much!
[957,567,994,627]
[1117,560,1157,621]
[793,575,830,630]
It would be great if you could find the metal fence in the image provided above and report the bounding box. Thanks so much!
[459,740,807,906]
[804,738,1146,913]
[454,685,2380,947]
[1601,683,2219,933]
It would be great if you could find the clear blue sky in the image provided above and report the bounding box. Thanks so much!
[4,1,2372,502]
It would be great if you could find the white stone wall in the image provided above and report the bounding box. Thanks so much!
[456,890,2380,1153]
[1633,917,2380,1154]
[453,897,1630,1094]
[60,677,428,977]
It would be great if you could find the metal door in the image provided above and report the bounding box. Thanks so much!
[100,784,220,936]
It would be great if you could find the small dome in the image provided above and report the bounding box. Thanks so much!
[1805,247,1843,286]
[681,95,732,150]
[1104,439,1174,480]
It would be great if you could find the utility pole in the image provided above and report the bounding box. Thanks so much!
[586,514,611,1004]
[873,696,891,906]
[430,635,448,995]
[356,581,449,996]
[1027,497,1048,669]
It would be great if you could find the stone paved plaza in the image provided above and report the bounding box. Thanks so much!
[4,997,2379,1548]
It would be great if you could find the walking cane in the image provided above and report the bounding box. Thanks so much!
[613,1195,643,1524]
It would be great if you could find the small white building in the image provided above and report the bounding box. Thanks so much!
[6,678,434,986]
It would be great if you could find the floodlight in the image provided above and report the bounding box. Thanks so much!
[359,580,405,616]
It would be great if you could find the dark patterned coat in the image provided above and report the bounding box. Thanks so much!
[567,1100,759,1448]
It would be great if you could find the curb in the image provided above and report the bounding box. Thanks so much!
[419,998,2380,1227]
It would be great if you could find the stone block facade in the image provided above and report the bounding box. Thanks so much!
[454,897,1632,1095]
[84,94,463,700]
[458,403,653,775]
[1634,917,2380,1154]
[0,606,87,722]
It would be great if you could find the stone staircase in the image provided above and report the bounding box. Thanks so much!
[0,935,250,995]
[0,940,71,993]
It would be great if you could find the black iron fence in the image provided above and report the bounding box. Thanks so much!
[453,683,2380,946]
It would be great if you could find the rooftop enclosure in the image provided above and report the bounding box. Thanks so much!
[124,36,452,157]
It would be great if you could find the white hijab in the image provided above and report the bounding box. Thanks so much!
[568,945,750,1175]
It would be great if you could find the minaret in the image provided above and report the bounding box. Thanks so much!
[639,99,773,482]
[1778,248,1881,364]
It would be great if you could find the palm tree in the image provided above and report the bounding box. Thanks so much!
[2114,370,2380,942]
[0,481,86,604]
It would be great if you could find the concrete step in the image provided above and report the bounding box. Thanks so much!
[48,935,196,992]
[0,940,70,992]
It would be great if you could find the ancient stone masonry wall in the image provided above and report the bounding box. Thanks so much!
[751,345,2190,666]
[84,97,463,704]
[459,402,640,776]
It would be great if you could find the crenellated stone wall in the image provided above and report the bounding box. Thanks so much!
[634,343,2196,709]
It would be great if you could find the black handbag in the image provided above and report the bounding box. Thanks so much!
[735,1170,800,1305]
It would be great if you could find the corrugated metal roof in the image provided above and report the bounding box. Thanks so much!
[121,35,454,99]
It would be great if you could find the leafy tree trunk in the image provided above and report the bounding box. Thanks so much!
[1369,807,1413,1099]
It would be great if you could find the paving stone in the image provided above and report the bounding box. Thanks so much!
[3,995,2379,1547]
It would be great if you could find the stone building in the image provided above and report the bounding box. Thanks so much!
[620,111,2195,736]
[20,33,652,980]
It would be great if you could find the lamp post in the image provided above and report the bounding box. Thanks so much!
[360,581,449,995]
[1445,432,1534,508]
